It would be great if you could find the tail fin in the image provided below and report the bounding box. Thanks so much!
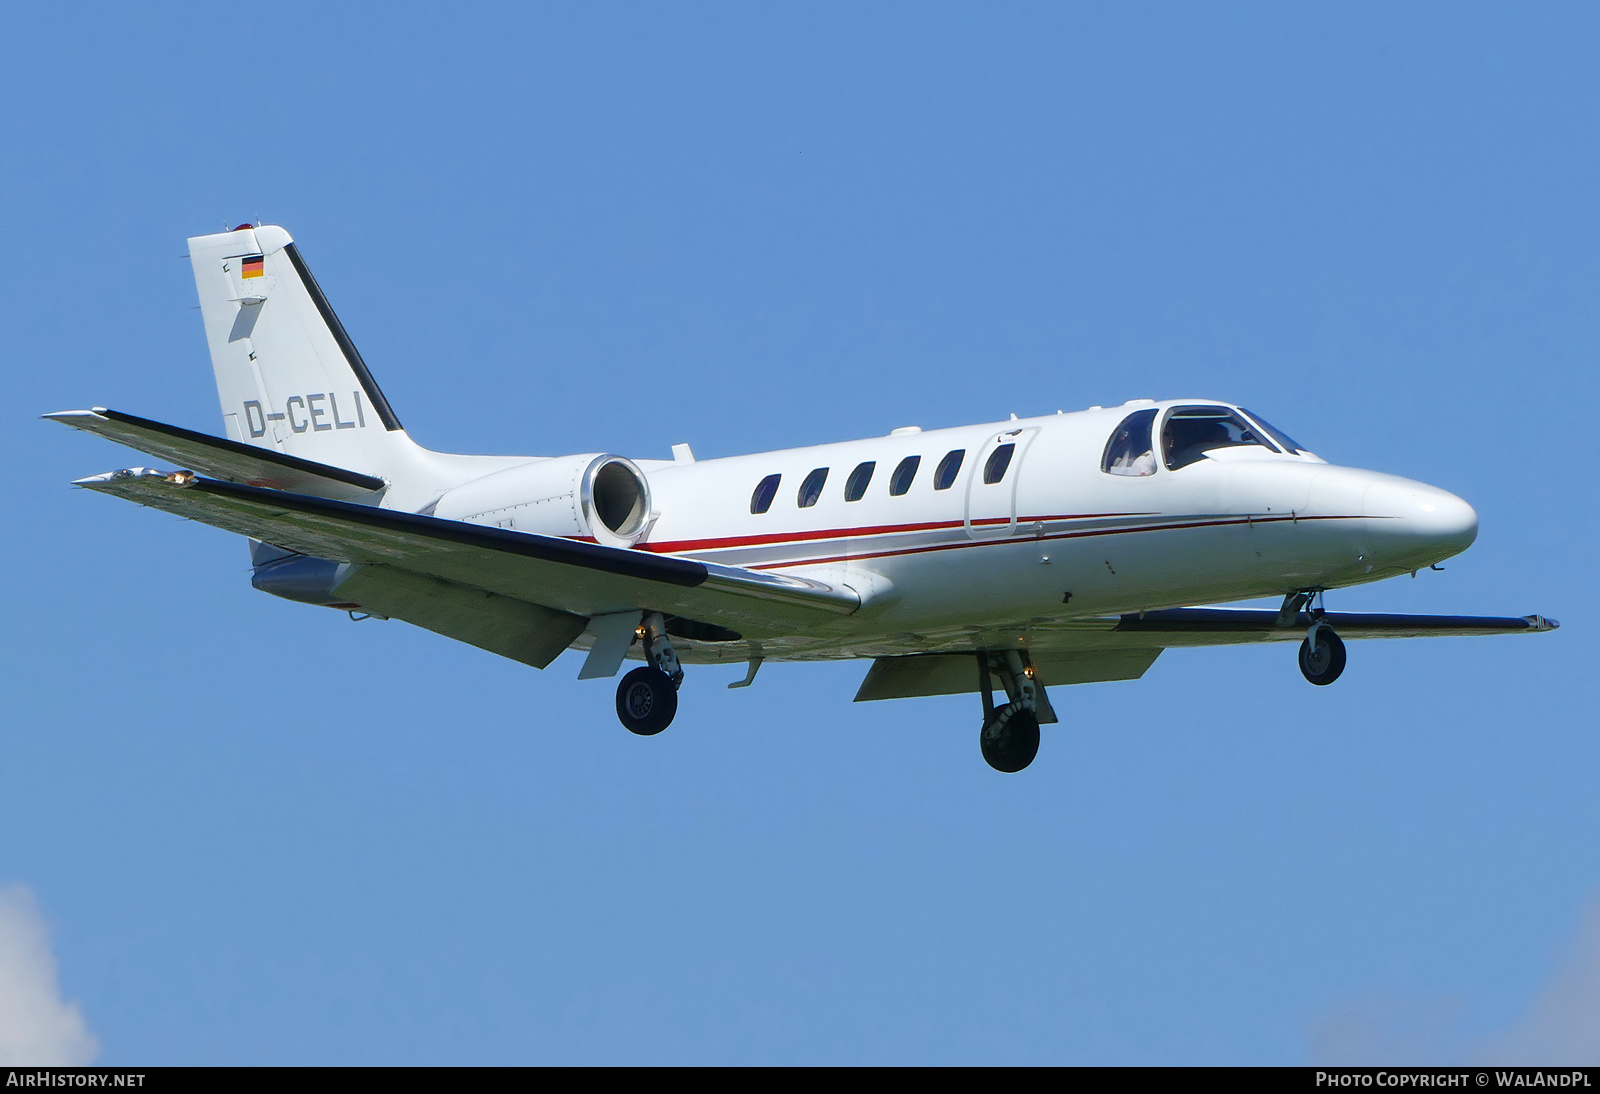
[189,225,417,482]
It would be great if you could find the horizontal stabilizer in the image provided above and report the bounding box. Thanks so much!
[47,409,385,501]
[73,470,858,630]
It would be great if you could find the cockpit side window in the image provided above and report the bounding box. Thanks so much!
[1102,409,1158,477]
[1161,406,1278,471]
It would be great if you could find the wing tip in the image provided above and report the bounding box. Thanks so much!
[71,467,168,489]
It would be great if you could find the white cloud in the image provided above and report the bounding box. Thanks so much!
[1478,900,1600,1066]
[0,885,99,1066]
[1308,990,1468,1065]
[1308,897,1600,1066]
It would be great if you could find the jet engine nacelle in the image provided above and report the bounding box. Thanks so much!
[432,453,654,547]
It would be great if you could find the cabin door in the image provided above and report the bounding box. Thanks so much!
[964,427,1037,540]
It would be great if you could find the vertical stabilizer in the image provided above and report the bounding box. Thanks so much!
[190,225,419,482]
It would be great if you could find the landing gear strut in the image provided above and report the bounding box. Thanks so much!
[615,612,683,735]
[977,650,1041,773]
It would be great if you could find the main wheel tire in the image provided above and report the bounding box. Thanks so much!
[1298,628,1347,686]
[980,706,1041,773]
[616,666,678,735]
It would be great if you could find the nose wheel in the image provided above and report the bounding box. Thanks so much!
[1298,623,1347,685]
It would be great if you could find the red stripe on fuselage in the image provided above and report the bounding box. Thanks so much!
[635,513,1154,555]
[742,513,1365,570]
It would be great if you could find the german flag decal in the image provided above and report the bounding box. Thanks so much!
[241,254,265,279]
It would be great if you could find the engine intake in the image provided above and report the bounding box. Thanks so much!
[585,457,651,543]
[432,453,655,547]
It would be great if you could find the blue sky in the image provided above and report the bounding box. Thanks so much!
[2,2,1595,1065]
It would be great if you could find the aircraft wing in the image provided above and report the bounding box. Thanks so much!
[74,469,859,632]
[1104,606,1559,643]
[855,607,1556,703]
[46,409,384,501]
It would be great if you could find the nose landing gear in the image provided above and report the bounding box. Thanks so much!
[615,612,684,735]
[1282,589,1348,686]
[1299,622,1347,686]
[977,650,1042,772]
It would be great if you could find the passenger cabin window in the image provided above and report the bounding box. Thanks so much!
[797,467,829,508]
[1162,406,1278,471]
[889,455,920,496]
[750,473,781,514]
[1240,409,1309,455]
[1102,409,1158,477]
[844,461,875,502]
[983,444,1015,484]
[933,449,965,490]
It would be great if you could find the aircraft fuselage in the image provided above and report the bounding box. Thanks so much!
[453,399,1478,649]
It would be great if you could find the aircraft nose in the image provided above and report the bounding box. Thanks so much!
[1364,477,1478,561]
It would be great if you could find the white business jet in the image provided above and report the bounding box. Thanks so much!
[48,225,1557,772]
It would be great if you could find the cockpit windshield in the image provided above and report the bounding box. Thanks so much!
[1239,409,1309,455]
[1161,406,1278,470]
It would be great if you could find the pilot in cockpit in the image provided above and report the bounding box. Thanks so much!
[1164,418,1230,470]
[1105,413,1158,476]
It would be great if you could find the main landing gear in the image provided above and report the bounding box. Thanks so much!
[1283,590,1347,686]
[615,612,683,735]
[978,650,1041,773]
